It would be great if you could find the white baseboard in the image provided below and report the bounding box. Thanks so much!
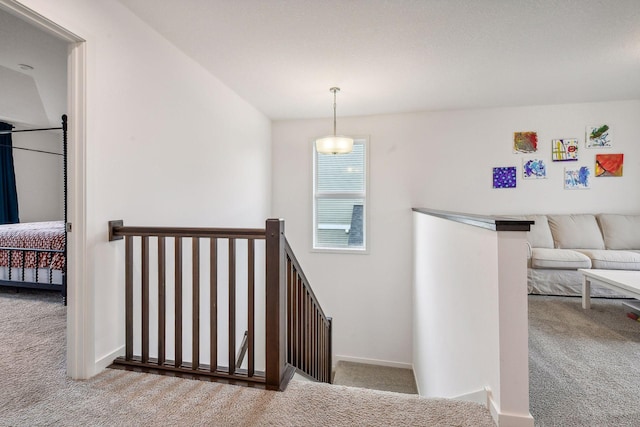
[452,388,488,405]
[333,354,413,370]
[488,390,535,427]
[95,345,125,373]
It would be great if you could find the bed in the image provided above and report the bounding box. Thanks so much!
[0,221,66,298]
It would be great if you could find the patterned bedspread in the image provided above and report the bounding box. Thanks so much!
[0,221,65,270]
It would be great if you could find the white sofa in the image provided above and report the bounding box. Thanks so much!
[520,214,640,296]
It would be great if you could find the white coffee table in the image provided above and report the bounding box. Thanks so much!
[579,269,640,309]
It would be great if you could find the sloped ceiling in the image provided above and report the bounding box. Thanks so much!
[0,7,67,128]
[117,0,640,120]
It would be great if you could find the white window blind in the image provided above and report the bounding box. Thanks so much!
[313,139,367,251]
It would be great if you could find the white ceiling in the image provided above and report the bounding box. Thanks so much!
[118,0,640,120]
[0,8,67,127]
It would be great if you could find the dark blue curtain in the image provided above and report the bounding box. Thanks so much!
[0,122,19,224]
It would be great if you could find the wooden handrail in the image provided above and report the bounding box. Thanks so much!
[109,221,266,241]
[412,208,533,232]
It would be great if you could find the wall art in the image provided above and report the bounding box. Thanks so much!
[564,166,591,190]
[595,153,624,177]
[586,125,612,148]
[513,131,538,153]
[522,158,547,179]
[551,138,578,161]
[493,166,517,188]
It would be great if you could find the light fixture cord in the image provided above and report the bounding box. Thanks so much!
[333,89,337,136]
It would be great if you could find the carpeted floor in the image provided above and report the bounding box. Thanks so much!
[0,289,494,426]
[332,360,418,394]
[529,295,640,426]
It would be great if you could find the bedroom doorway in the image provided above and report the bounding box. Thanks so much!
[0,0,87,379]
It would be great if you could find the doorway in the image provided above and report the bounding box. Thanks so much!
[0,0,87,379]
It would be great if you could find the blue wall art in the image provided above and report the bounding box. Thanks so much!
[564,166,591,189]
[522,158,547,179]
[493,166,517,189]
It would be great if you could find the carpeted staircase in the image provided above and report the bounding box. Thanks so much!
[332,360,418,394]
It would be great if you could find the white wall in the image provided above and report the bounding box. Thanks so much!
[12,130,63,222]
[16,0,272,375]
[413,212,533,426]
[406,100,640,215]
[413,213,499,398]
[272,99,640,366]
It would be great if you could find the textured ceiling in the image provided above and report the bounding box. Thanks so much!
[117,0,640,120]
[0,8,67,127]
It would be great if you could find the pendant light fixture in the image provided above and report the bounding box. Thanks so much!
[315,87,354,154]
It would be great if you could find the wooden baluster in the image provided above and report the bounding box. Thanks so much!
[125,236,133,360]
[192,237,200,370]
[228,238,236,376]
[318,310,322,380]
[322,319,326,382]
[210,238,218,373]
[292,261,297,367]
[298,275,303,369]
[322,318,327,382]
[318,315,322,381]
[309,299,313,377]
[313,307,318,379]
[158,237,166,366]
[289,265,295,367]
[247,238,255,377]
[326,320,330,382]
[286,257,292,365]
[310,299,314,377]
[293,261,299,367]
[322,318,326,382]
[328,317,333,382]
[304,286,311,373]
[315,307,318,378]
[175,237,183,368]
[301,287,305,373]
[142,236,149,364]
[318,311,322,380]
[302,286,307,373]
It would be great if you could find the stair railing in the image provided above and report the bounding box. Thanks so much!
[284,238,332,383]
[108,218,331,390]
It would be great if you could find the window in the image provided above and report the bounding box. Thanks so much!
[313,138,367,251]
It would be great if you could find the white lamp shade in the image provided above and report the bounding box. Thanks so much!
[315,135,354,154]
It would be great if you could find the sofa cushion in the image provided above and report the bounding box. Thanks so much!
[526,215,554,249]
[575,250,640,270]
[530,248,592,269]
[547,214,605,249]
[597,214,640,250]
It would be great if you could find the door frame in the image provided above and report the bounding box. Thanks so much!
[0,0,90,379]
